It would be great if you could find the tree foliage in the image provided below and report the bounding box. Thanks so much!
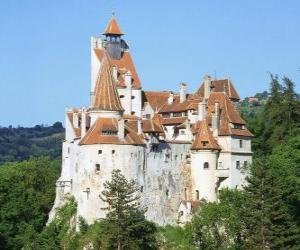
[0,157,60,250]
[99,169,157,250]
[0,122,64,164]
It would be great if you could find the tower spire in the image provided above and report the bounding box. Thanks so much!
[92,53,124,112]
[103,15,124,36]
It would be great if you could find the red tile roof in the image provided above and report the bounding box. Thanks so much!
[207,92,253,137]
[94,49,141,89]
[159,95,202,113]
[92,54,124,112]
[143,91,170,112]
[80,118,144,145]
[103,16,124,36]
[191,120,220,150]
[161,117,188,125]
[197,79,240,101]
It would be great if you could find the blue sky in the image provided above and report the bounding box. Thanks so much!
[0,0,299,126]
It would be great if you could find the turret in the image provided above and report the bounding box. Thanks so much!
[102,15,125,60]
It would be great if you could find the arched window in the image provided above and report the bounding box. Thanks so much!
[203,162,209,169]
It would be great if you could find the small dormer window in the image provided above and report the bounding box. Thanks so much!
[201,141,208,147]
[120,95,125,98]
[180,130,186,135]
[102,130,117,136]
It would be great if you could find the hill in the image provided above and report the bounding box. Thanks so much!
[0,122,64,164]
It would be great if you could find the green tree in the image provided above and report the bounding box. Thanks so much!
[99,169,157,250]
[0,157,60,250]
[189,189,245,249]
[243,158,299,249]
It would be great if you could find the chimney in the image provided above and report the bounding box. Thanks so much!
[179,82,187,103]
[212,102,220,136]
[125,71,132,115]
[81,107,87,137]
[118,118,125,140]
[168,92,174,104]
[125,70,132,88]
[204,75,212,99]
[73,111,79,128]
[198,99,206,121]
[112,66,118,81]
[137,119,142,135]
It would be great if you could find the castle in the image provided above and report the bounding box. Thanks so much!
[49,16,253,225]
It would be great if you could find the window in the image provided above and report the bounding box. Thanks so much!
[203,162,209,169]
[131,111,135,115]
[131,96,135,99]
[175,155,178,160]
[120,95,125,98]
[98,150,102,155]
[179,211,184,217]
[151,144,158,152]
[180,130,186,135]
[236,161,240,169]
[95,164,100,172]
[164,153,170,162]
[146,114,151,119]
[218,162,223,168]
[196,190,199,200]
[233,124,243,129]
[244,161,248,167]
[173,112,182,117]
[140,186,144,192]
[102,131,117,135]
[184,188,188,200]
[166,189,169,197]
[201,141,208,147]
[112,150,115,155]
[239,139,243,148]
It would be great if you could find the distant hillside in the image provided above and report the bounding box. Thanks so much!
[0,122,64,164]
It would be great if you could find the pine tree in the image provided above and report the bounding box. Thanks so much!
[243,158,299,249]
[100,169,157,250]
[282,77,300,137]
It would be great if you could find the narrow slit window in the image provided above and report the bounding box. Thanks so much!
[95,164,100,172]
[196,190,199,200]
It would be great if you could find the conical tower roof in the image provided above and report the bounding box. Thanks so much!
[191,119,220,150]
[103,16,124,36]
[92,53,124,112]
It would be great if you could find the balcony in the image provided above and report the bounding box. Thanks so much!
[215,168,229,178]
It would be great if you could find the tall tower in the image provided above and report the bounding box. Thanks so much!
[102,15,126,60]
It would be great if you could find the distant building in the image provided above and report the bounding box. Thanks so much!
[49,16,253,225]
